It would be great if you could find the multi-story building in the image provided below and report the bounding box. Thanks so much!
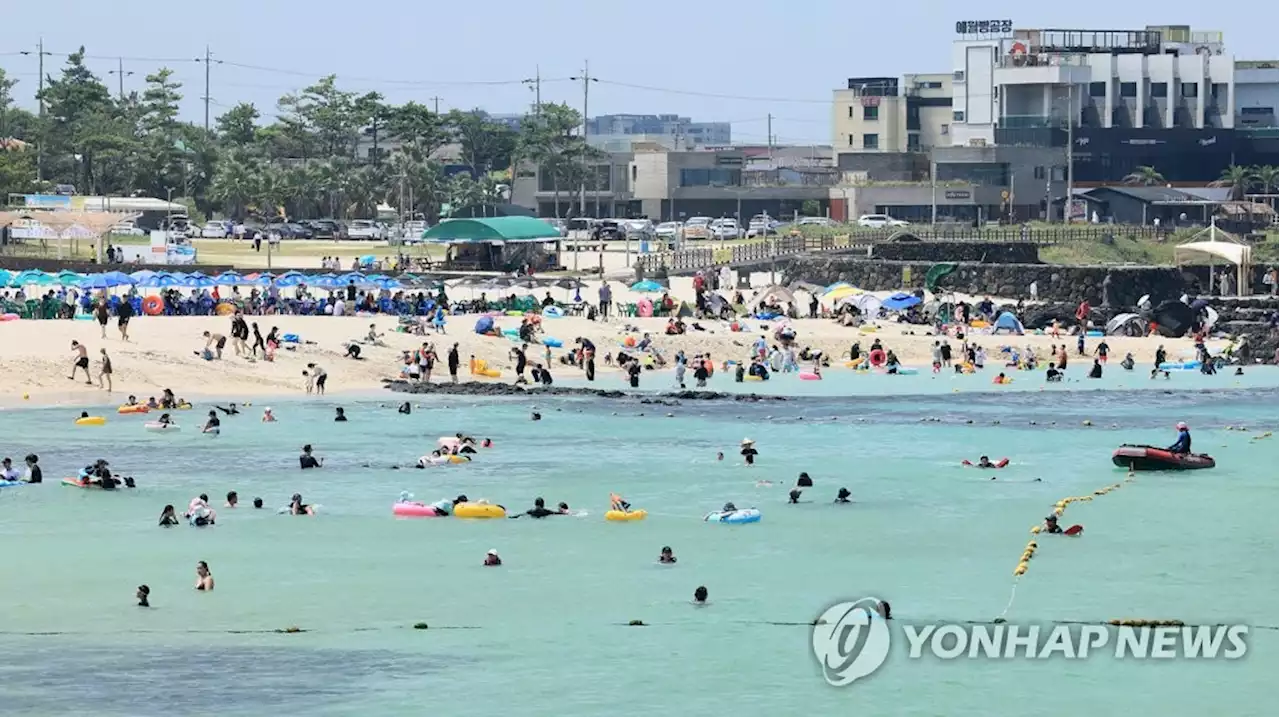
[832,74,954,157]
[586,114,732,148]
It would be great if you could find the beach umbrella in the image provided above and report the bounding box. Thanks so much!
[823,285,863,303]
[12,269,54,287]
[823,281,854,293]
[182,272,217,289]
[311,273,341,289]
[214,271,245,286]
[630,279,664,293]
[141,272,185,288]
[553,278,585,290]
[473,315,495,334]
[55,269,85,286]
[336,272,366,284]
[130,270,158,283]
[101,270,136,286]
[274,271,306,287]
[79,274,114,290]
[370,276,402,290]
[0,269,11,287]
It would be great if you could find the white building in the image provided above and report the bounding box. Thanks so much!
[950,24,1255,147]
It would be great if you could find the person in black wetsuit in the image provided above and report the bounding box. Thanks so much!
[398,402,412,415]
[214,403,240,415]
[23,454,42,484]
[796,472,813,487]
[299,444,323,469]
[734,362,745,383]
[740,438,758,465]
[1088,359,1103,379]
[448,343,461,383]
[159,505,181,526]
[576,337,596,381]
[627,360,641,388]
[834,487,852,503]
[334,407,348,422]
[519,497,564,519]
[659,546,677,564]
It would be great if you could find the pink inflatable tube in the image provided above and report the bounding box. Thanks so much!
[798,372,821,381]
[393,502,445,518]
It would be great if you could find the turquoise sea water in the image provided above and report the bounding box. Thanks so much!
[0,376,1277,717]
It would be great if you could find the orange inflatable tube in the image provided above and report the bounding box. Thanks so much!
[142,296,164,316]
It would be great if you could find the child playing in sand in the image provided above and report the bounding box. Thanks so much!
[303,370,314,394]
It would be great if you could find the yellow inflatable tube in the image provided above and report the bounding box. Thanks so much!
[469,358,502,379]
[453,502,505,519]
[117,404,150,414]
[744,375,762,381]
[75,416,106,426]
[605,509,648,522]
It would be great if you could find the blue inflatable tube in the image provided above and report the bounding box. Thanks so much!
[543,337,563,348]
[1158,360,1201,371]
[1086,330,1104,337]
[705,508,761,524]
[0,480,23,488]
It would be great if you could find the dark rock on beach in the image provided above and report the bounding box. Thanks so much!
[382,379,787,402]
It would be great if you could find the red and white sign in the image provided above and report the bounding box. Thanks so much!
[861,96,881,107]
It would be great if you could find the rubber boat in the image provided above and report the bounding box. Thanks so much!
[704,508,761,524]
[0,480,24,488]
[393,502,446,518]
[1111,444,1215,471]
[420,454,470,466]
[605,509,647,522]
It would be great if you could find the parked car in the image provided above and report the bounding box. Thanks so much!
[400,220,429,239]
[710,218,742,240]
[285,222,314,240]
[622,219,656,242]
[347,219,385,240]
[747,215,780,238]
[655,221,682,240]
[683,216,713,240]
[856,214,908,228]
[303,219,347,239]
[797,216,835,227]
[109,220,145,236]
[200,222,229,239]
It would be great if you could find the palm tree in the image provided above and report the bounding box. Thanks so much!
[208,153,259,219]
[1253,165,1278,211]
[313,159,349,218]
[254,165,286,221]
[1122,166,1165,186]
[1210,165,1257,201]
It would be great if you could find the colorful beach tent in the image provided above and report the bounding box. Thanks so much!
[474,315,496,334]
[422,216,561,243]
[991,311,1025,335]
[881,292,921,311]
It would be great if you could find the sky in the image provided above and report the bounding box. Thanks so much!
[2,1,1275,145]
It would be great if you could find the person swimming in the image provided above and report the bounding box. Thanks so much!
[1042,514,1064,534]
[483,549,502,567]
[252,497,264,509]
[788,489,802,504]
[195,561,214,591]
[796,472,813,487]
[693,586,708,604]
[740,438,758,465]
[202,410,221,434]
[398,402,412,415]
[334,407,348,422]
[214,403,240,415]
[262,406,277,422]
[659,546,677,564]
[159,505,181,527]
[1167,421,1192,454]
[834,487,852,504]
[225,491,238,508]
[299,444,323,469]
[289,493,316,516]
[521,497,562,519]
[976,455,996,469]
[157,412,174,426]
[137,585,151,607]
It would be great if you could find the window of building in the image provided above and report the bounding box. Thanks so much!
[940,124,949,135]
[1051,166,1067,181]
[1151,82,1168,98]
[1033,166,1046,180]
[631,165,638,182]
[907,133,921,151]
[862,134,879,150]
[924,81,943,89]
[848,106,854,119]
[848,134,854,146]
[679,168,741,187]
[1089,81,1107,97]
[953,70,965,83]
[952,110,965,122]
[1120,82,1137,98]
[1181,82,1198,98]
[1241,106,1276,115]
[863,105,879,121]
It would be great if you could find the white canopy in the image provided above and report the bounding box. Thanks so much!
[1173,220,1253,296]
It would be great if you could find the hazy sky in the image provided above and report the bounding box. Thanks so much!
[2,1,1275,144]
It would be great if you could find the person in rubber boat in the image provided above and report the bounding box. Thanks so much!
[1168,422,1192,454]
[1120,353,1135,370]
[1042,514,1064,534]
[834,487,852,504]
[299,444,323,469]
[156,412,174,427]
[610,492,632,513]
[522,497,565,519]
[659,546,677,564]
[747,359,769,380]
[720,502,738,514]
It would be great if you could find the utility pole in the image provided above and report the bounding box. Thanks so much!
[107,57,133,100]
[194,46,219,133]
[930,159,938,224]
[767,114,773,161]
[20,39,53,183]
[569,61,598,217]
[1064,85,1075,224]
[521,67,542,114]
[428,96,442,114]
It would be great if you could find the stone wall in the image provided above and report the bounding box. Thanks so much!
[782,254,1208,306]
[869,241,1040,264]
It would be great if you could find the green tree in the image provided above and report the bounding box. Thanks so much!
[215,102,260,148]
[38,48,121,191]
[387,102,447,160]
[447,109,516,174]
[354,92,389,166]
[1211,165,1257,201]
[277,75,360,159]
[1254,165,1279,211]
[208,151,260,219]
[800,199,821,217]
[1122,166,1165,186]
[0,140,37,197]
[0,68,18,139]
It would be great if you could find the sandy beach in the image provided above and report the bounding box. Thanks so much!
[0,306,1203,408]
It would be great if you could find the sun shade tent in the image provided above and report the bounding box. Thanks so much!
[991,311,1025,335]
[881,292,922,312]
[755,285,796,307]
[1152,300,1197,338]
[1173,222,1254,296]
[423,217,562,271]
[1105,313,1146,337]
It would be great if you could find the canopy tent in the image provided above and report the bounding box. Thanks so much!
[1152,299,1196,338]
[422,217,562,243]
[755,285,796,307]
[0,210,141,261]
[991,311,1025,335]
[839,293,880,316]
[1173,220,1253,296]
[881,292,922,312]
[1105,313,1146,337]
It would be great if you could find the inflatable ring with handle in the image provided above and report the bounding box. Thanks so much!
[868,349,887,367]
[142,296,165,316]
[215,302,237,316]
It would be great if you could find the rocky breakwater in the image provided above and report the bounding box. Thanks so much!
[783,253,1203,306]
[382,379,788,402]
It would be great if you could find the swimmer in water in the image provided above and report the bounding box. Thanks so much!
[334,407,348,422]
[739,438,758,465]
[481,438,493,448]
[137,585,151,607]
[195,561,214,591]
[659,546,677,564]
[693,586,708,604]
[225,491,238,508]
[976,455,996,469]
[157,412,174,426]
[520,497,562,519]
[159,505,181,526]
[796,472,813,487]
[875,600,892,619]
[262,406,277,422]
[252,497,264,509]
[788,489,802,504]
[398,402,411,415]
[834,487,852,503]
[202,410,221,434]
[289,493,316,516]
[299,445,323,469]
[1042,514,1064,534]
[557,502,570,514]
[531,411,542,421]
[717,452,724,461]
[215,403,239,415]
[483,549,502,567]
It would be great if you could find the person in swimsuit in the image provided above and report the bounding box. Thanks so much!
[23,454,42,484]
[161,389,176,409]
[521,497,563,519]
[68,341,92,384]
[251,322,266,358]
[740,438,758,465]
[137,585,151,607]
[225,491,238,508]
[334,407,348,422]
[203,411,221,434]
[299,445,323,469]
[1042,515,1064,534]
[195,561,214,591]
[693,586,708,604]
[262,407,277,422]
[117,296,133,341]
[94,297,110,339]
[307,363,328,395]
[159,505,181,526]
[834,487,852,503]
[157,412,173,426]
[202,331,228,359]
[659,546,677,564]
[483,549,502,566]
[289,493,316,515]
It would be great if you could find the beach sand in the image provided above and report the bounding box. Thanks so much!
[0,309,1200,409]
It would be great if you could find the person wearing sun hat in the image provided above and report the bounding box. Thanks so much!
[483,549,502,567]
[740,438,759,466]
[1167,421,1192,455]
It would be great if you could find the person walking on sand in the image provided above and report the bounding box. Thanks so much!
[447,343,460,383]
[68,341,93,384]
[116,296,133,342]
[93,296,110,339]
[598,281,612,320]
[97,348,114,392]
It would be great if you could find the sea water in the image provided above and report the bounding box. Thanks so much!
[0,382,1276,717]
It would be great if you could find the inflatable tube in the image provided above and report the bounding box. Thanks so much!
[798,372,821,380]
[1158,360,1201,371]
[892,367,919,375]
[75,416,106,426]
[61,478,99,489]
[543,337,563,348]
[0,479,23,488]
[142,296,164,316]
[0,313,19,322]
[144,422,181,432]
[868,349,886,367]
[844,358,865,369]
[175,403,194,410]
[453,502,505,519]
[744,374,763,381]
[605,509,647,522]
[1111,444,1215,471]
[502,328,519,338]
[393,502,445,518]
[421,454,470,466]
[477,369,501,378]
[282,333,300,343]
[214,302,236,316]
[542,306,564,318]
[962,458,1009,468]
[117,405,150,415]
[1086,330,1104,337]
[704,508,761,524]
